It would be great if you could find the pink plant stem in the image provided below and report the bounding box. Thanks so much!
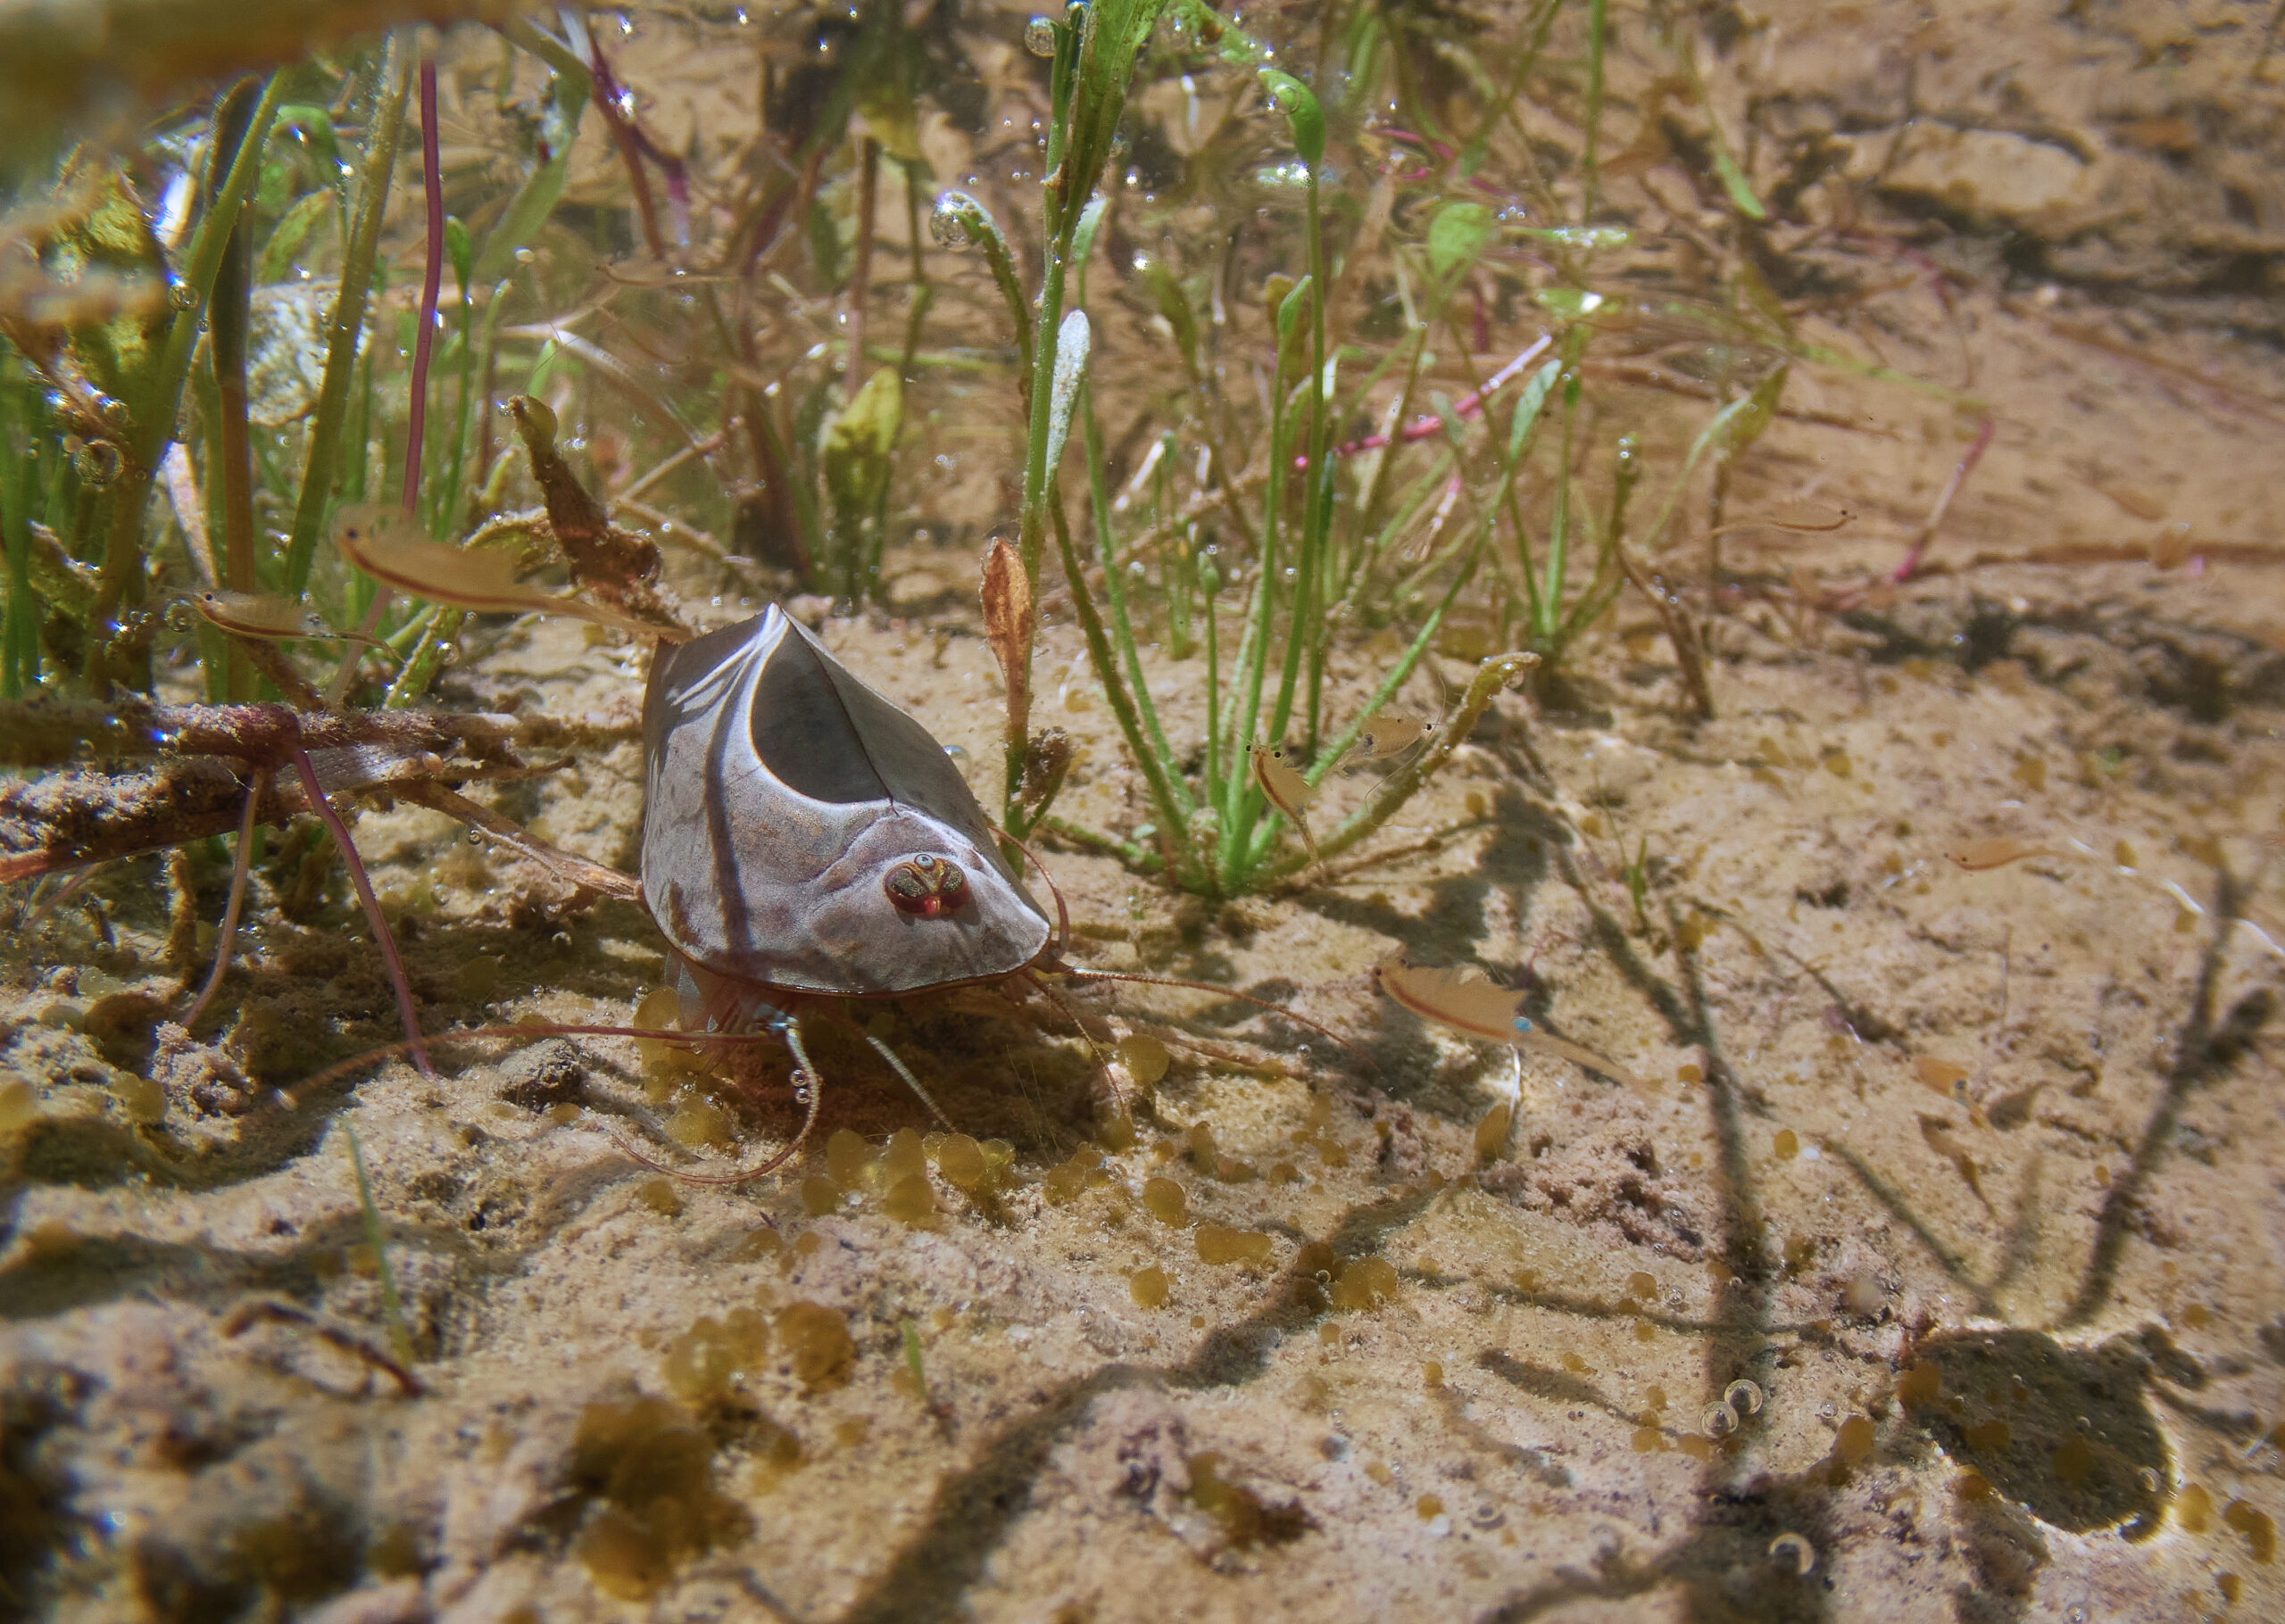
[1298,333,1552,468]
[403,54,445,518]
[182,767,267,1031]
[1890,417,1995,584]
[290,745,433,1076]
[586,37,689,253]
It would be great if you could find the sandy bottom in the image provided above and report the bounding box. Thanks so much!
[3,541,2281,1624]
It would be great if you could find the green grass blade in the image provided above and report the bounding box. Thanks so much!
[345,1123,416,1369]
[284,37,411,601]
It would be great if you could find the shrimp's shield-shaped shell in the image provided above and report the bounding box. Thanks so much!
[640,607,1051,996]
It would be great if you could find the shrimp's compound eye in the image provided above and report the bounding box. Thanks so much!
[884,855,971,918]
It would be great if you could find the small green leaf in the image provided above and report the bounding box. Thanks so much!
[1137,255,1197,374]
[1275,273,1313,349]
[824,367,903,520]
[472,54,586,283]
[276,104,341,172]
[807,194,843,289]
[1257,68,1324,167]
[1505,359,1560,461]
[1072,195,1109,304]
[445,217,471,294]
[1709,139,1767,221]
[1427,201,1491,281]
[1533,286,1607,320]
[1711,365,1787,461]
[255,189,333,284]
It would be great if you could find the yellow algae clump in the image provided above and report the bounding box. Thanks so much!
[1834,1416,1875,1464]
[0,1073,38,1135]
[1964,1418,2011,1453]
[777,1302,856,1391]
[1186,1453,1309,1549]
[934,1132,987,1189]
[1117,1033,1171,1087]
[980,1139,1017,1189]
[636,1179,683,1217]
[569,1396,749,1600]
[1186,1121,1220,1174]
[2178,1484,2214,1533]
[1773,1129,1799,1160]
[880,1126,927,1185]
[2223,1500,2275,1564]
[799,1176,840,1216]
[1329,1256,1400,1311]
[664,1097,733,1149]
[1130,1266,1170,1308]
[111,1073,164,1124]
[1625,1272,1657,1301]
[729,1228,782,1264]
[825,1129,870,1188]
[1044,1147,1105,1206]
[1142,1177,1189,1225]
[1897,1363,1941,1406]
[1194,1224,1274,1267]
[882,1174,937,1227]
[662,1308,771,1407]
[632,988,705,1095]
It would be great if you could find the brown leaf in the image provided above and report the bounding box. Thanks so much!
[981,537,1032,739]
[508,394,661,597]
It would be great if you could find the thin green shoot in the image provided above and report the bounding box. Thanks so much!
[345,1123,416,1370]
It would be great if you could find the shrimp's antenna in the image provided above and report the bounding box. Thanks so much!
[991,819,1072,956]
[610,1015,825,1186]
[1057,965,1375,1072]
[824,1010,953,1129]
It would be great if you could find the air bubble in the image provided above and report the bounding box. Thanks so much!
[1725,1379,1764,1416]
[1702,1402,1738,1438]
[1024,15,1057,54]
[928,198,968,250]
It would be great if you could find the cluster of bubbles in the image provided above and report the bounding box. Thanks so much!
[1699,1377,1765,1439]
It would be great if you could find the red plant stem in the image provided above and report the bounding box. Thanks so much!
[586,36,686,254]
[403,54,445,518]
[1297,333,1551,468]
[290,745,432,1076]
[1890,417,1994,584]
